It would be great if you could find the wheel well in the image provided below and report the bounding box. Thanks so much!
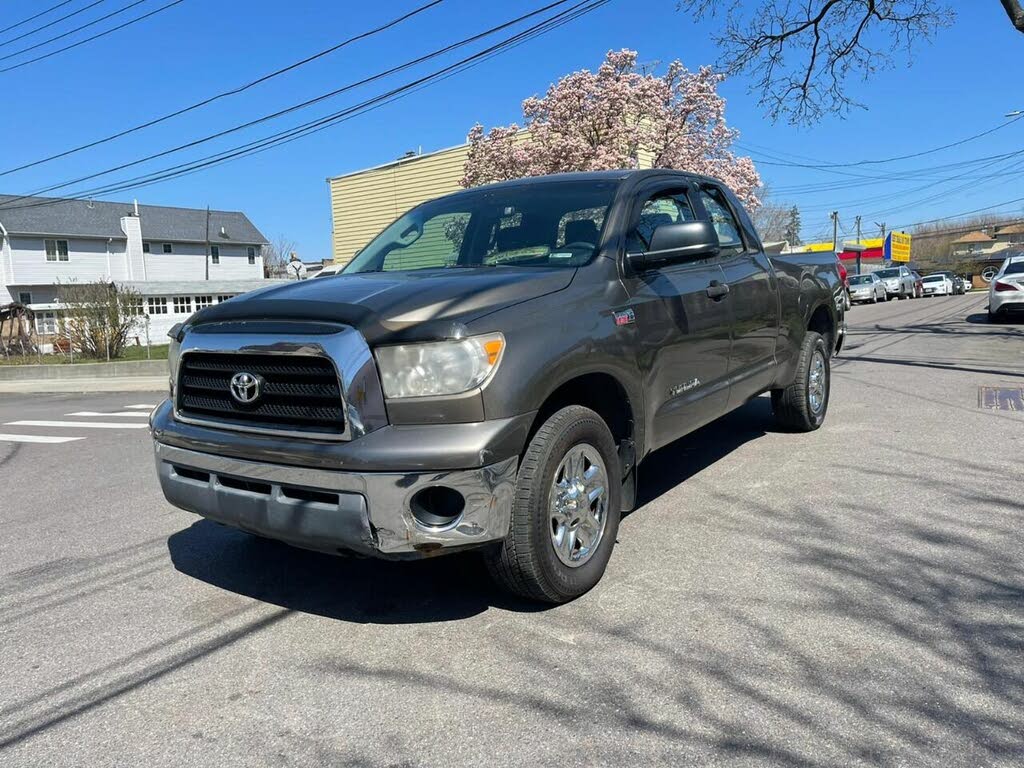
[808,304,835,351]
[531,373,634,450]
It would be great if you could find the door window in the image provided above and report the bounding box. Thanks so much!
[628,192,696,252]
[698,187,744,254]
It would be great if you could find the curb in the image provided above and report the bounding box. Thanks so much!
[0,360,166,381]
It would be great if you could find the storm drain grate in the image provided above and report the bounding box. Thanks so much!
[978,386,1024,411]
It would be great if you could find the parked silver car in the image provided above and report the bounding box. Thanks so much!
[874,266,916,300]
[848,273,887,303]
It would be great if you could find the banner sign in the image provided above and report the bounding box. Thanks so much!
[884,232,912,262]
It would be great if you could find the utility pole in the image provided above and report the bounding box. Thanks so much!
[830,211,839,255]
[204,206,211,281]
[875,221,886,263]
[855,215,863,275]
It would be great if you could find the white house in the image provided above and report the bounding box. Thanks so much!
[0,194,280,340]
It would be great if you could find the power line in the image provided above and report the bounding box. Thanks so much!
[0,0,148,62]
[0,0,185,74]
[0,0,446,178]
[742,115,1024,171]
[0,0,108,49]
[0,0,76,37]
[0,0,608,210]
[0,0,589,206]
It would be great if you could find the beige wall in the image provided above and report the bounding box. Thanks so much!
[329,144,470,264]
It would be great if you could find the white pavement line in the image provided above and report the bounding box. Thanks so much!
[5,420,151,430]
[124,404,157,409]
[66,411,151,417]
[0,433,85,444]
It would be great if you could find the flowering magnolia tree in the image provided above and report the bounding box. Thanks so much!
[461,49,762,208]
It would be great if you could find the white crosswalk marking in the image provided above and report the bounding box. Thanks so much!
[0,433,85,444]
[124,404,157,409]
[66,411,151,417]
[6,420,151,430]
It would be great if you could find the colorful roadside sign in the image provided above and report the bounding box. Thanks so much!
[884,231,912,262]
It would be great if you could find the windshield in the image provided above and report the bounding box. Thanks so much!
[344,180,619,274]
[923,274,945,282]
[849,275,873,285]
[876,268,900,278]
[1002,261,1024,276]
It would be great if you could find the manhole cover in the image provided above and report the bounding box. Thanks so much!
[978,386,1024,411]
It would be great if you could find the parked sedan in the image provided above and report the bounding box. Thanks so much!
[874,266,916,300]
[933,270,966,295]
[910,270,925,298]
[848,273,887,303]
[988,254,1024,321]
[921,273,953,296]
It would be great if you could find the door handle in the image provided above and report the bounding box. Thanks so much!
[706,280,730,300]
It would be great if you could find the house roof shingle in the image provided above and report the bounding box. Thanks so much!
[995,223,1024,236]
[951,230,994,244]
[0,194,267,244]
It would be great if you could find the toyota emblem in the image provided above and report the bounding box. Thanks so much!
[229,371,262,404]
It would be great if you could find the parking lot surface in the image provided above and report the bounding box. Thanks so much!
[1,293,1022,767]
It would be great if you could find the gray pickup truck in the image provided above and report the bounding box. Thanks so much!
[151,170,845,603]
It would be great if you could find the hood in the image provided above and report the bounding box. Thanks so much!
[188,266,576,344]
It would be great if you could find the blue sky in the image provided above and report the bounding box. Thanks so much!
[1,0,1021,255]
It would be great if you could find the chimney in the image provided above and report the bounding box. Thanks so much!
[133,199,139,216]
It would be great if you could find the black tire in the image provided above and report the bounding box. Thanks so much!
[484,406,622,604]
[771,331,830,432]
[898,288,907,300]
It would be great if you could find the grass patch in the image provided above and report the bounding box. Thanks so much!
[0,344,169,366]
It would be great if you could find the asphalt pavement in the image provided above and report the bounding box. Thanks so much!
[1,292,1022,767]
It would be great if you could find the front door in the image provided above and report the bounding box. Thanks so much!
[620,185,733,452]
[696,184,781,405]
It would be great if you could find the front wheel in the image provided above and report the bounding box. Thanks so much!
[772,331,830,432]
[484,405,621,604]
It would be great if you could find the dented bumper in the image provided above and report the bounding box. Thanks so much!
[154,441,517,559]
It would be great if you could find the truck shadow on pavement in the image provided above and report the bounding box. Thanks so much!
[167,397,778,624]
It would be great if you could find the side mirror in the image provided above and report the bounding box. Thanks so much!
[627,220,720,271]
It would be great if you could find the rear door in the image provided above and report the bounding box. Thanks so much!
[696,183,781,405]
[619,181,733,451]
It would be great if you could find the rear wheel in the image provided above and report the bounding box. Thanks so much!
[772,331,830,432]
[484,405,621,604]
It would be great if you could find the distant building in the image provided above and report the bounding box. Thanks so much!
[0,194,279,339]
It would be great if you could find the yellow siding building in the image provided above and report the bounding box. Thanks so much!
[328,143,471,264]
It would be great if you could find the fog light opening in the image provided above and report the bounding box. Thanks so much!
[410,486,466,529]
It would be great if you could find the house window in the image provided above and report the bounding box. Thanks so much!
[34,311,57,335]
[147,297,168,314]
[173,296,192,314]
[18,291,32,305]
[162,243,173,254]
[195,295,212,309]
[210,245,220,264]
[45,239,69,261]
[247,246,256,265]
[143,242,150,253]
[127,298,144,316]
[216,294,234,303]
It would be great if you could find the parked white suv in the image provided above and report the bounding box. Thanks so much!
[873,266,916,300]
[988,253,1024,321]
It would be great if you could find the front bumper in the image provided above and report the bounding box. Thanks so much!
[154,441,517,559]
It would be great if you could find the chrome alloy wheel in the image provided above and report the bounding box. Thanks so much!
[808,350,827,414]
[548,443,609,568]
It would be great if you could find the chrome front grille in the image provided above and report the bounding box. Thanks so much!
[176,351,346,438]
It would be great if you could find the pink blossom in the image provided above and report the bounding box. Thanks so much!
[462,50,762,209]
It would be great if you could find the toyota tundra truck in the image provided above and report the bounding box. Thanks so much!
[151,170,845,603]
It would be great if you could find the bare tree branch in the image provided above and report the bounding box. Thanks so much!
[679,1,958,124]
[1000,0,1024,31]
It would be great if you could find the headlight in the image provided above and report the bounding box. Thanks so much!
[375,333,505,399]
[167,324,183,394]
